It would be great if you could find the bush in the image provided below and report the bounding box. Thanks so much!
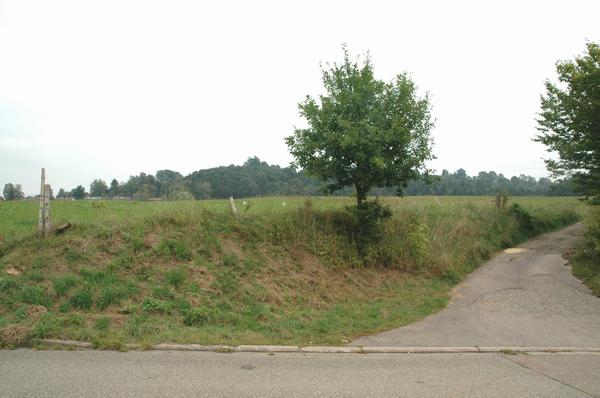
[508,203,535,234]
[334,200,392,258]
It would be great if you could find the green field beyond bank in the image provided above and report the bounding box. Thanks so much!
[0,196,584,348]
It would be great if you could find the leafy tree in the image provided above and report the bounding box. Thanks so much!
[156,169,183,198]
[109,179,120,196]
[71,185,86,200]
[193,181,213,199]
[3,183,24,200]
[286,46,434,206]
[90,179,108,197]
[535,42,600,199]
[56,188,67,199]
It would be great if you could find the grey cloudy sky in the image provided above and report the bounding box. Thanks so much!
[1,0,599,195]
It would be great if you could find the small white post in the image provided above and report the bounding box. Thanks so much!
[229,196,238,217]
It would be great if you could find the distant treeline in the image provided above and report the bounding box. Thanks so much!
[49,156,575,200]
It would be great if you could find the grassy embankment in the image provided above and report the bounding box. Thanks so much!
[571,207,600,297]
[0,196,583,348]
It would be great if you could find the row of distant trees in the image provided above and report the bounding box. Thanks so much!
[2,158,569,201]
[0,159,577,202]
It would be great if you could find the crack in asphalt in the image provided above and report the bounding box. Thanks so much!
[499,354,596,398]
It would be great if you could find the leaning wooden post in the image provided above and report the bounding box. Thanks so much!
[38,168,52,237]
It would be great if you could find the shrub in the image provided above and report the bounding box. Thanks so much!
[333,200,392,259]
[508,204,535,234]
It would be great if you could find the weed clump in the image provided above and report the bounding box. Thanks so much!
[182,307,210,326]
[157,239,192,261]
[94,317,110,330]
[52,274,78,296]
[70,288,93,310]
[97,286,131,310]
[20,286,51,307]
[165,268,186,287]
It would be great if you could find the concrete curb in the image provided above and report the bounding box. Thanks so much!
[30,339,600,354]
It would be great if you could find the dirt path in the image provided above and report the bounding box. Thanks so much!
[351,223,600,347]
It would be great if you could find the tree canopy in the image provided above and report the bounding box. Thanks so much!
[286,47,434,205]
[2,183,24,200]
[536,41,600,200]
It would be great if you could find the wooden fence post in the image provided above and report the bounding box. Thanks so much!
[229,196,238,218]
[38,168,52,237]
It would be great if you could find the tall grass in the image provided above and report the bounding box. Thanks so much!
[0,196,584,347]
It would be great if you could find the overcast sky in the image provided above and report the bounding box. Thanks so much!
[1,0,599,195]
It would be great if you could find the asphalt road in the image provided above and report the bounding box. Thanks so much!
[1,349,599,397]
[352,223,600,347]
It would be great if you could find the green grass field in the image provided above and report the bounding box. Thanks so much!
[0,196,585,348]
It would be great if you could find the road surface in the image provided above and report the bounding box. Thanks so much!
[352,223,600,347]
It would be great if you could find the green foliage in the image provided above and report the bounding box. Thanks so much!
[20,285,51,307]
[52,274,78,296]
[141,297,173,313]
[333,200,393,258]
[536,42,600,200]
[71,185,86,200]
[157,239,192,261]
[508,204,535,234]
[167,190,195,201]
[70,287,93,310]
[94,317,110,330]
[165,268,186,287]
[97,285,131,310]
[182,307,210,326]
[572,208,600,297]
[32,313,62,338]
[0,196,584,347]
[0,278,18,292]
[286,46,434,205]
[90,179,108,197]
[2,183,24,200]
